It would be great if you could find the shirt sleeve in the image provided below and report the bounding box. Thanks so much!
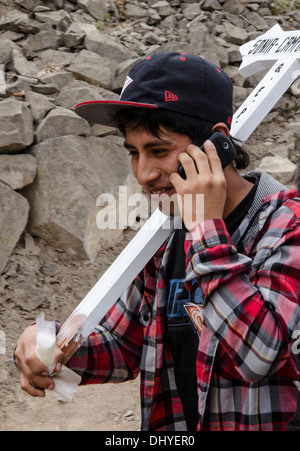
[67,273,145,385]
[184,213,300,383]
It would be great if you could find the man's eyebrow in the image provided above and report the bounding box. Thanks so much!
[124,138,173,150]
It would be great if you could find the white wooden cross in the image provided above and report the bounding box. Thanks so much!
[231,23,300,143]
[56,24,300,362]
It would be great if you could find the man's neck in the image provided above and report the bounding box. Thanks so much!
[223,166,254,219]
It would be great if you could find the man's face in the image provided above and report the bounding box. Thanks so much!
[124,127,193,215]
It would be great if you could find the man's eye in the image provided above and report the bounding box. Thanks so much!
[153,148,167,155]
[128,151,138,157]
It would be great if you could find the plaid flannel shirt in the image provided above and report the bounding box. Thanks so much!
[68,171,300,431]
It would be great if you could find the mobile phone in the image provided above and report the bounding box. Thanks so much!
[178,132,236,179]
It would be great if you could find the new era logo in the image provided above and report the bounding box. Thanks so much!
[120,75,133,98]
[165,91,178,102]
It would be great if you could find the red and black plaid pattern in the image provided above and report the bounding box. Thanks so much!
[68,172,300,431]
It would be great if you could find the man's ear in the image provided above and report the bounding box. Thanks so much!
[212,122,230,138]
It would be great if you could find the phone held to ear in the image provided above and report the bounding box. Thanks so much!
[178,131,236,179]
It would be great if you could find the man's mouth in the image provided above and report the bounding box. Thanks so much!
[149,186,179,216]
[150,187,174,196]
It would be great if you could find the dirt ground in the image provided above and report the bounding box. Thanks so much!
[0,229,141,431]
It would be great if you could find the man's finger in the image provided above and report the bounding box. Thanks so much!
[202,139,224,174]
[19,372,46,398]
[178,147,207,180]
[186,144,211,175]
[15,348,48,377]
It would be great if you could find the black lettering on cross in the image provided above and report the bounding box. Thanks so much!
[275,63,284,73]
[236,108,247,121]
[253,86,265,101]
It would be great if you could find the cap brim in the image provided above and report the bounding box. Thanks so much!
[74,100,158,127]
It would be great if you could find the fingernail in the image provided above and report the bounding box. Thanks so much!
[187,144,199,150]
[55,362,62,373]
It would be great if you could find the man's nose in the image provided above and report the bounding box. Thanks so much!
[135,156,160,186]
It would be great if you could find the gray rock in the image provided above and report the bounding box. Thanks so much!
[0,182,30,273]
[21,29,60,54]
[54,80,119,110]
[23,135,137,260]
[266,144,289,159]
[68,49,115,90]
[0,38,18,66]
[227,44,243,63]
[0,154,37,190]
[25,91,56,122]
[0,30,25,42]
[223,22,249,45]
[233,86,251,108]
[143,31,164,45]
[40,255,59,276]
[188,23,222,66]
[223,0,249,14]
[15,0,43,11]
[0,99,34,153]
[201,0,222,11]
[35,106,90,142]
[257,156,297,185]
[182,3,201,20]
[34,10,72,30]
[84,30,134,62]
[151,1,176,17]
[77,0,109,20]
[14,283,45,311]
[34,49,76,71]
[30,84,59,94]
[12,49,38,78]
[39,70,74,89]
[243,10,268,31]
[63,23,87,48]
[286,122,300,137]
[125,4,148,20]
[147,8,161,24]
[0,10,41,34]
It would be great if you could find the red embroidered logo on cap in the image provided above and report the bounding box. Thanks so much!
[165,91,178,102]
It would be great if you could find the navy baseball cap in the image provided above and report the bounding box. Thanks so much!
[74,52,233,129]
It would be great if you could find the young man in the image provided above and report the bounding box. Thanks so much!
[15,53,300,431]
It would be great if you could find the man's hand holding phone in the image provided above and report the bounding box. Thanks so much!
[170,139,227,230]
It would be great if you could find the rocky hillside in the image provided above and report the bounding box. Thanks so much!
[0,0,299,362]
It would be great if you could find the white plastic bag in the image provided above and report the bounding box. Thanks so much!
[36,313,56,374]
[36,313,81,402]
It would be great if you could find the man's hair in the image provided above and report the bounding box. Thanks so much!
[114,108,249,170]
[297,162,300,192]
